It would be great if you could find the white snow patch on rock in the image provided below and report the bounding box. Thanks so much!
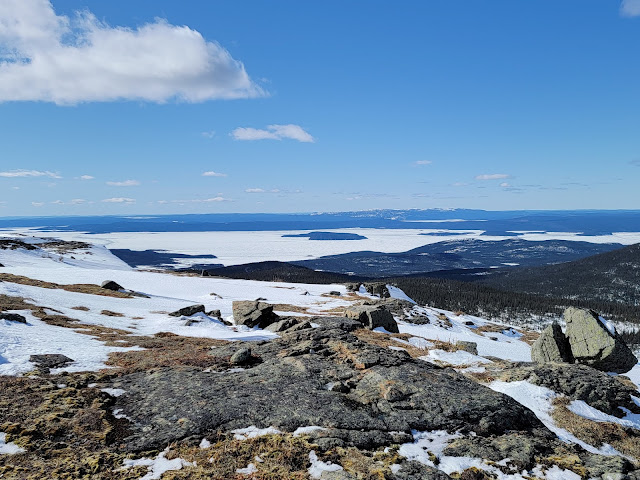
[0,433,25,455]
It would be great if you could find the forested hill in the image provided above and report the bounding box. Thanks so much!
[478,243,640,306]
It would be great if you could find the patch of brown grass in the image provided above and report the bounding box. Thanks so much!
[71,306,90,311]
[353,328,458,359]
[0,273,132,298]
[106,333,230,374]
[100,310,125,317]
[271,303,310,314]
[323,446,401,480]
[551,396,640,460]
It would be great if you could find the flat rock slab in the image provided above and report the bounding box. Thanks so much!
[110,326,543,453]
[169,304,205,317]
[29,354,74,369]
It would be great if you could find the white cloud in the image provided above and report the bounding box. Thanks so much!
[31,202,44,207]
[231,124,315,143]
[0,0,263,104]
[70,198,85,204]
[201,131,216,138]
[621,0,640,16]
[245,188,280,193]
[79,175,94,180]
[202,171,227,177]
[452,182,468,187]
[499,182,511,187]
[414,160,432,166]
[102,197,135,203]
[194,197,228,202]
[475,173,511,180]
[106,179,140,186]
[51,199,64,204]
[0,169,61,178]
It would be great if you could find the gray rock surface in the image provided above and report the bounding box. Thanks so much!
[0,312,27,323]
[345,305,399,333]
[111,325,544,453]
[101,280,123,291]
[29,354,74,369]
[389,462,452,479]
[456,341,478,355]
[169,304,206,317]
[564,307,637,373]
[264,317,300,333]
[232,300,279,328]
[230,348,252,365]
[531,322,572,364]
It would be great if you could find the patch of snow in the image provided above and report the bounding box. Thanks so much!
[598,315,617,336]
[308,450,343,479]
[232,426,281,440]
[532,465,581,480]
[420,349,492,367]
[112,408,131,420]
[407,337,434,349]
[293,426,326,437]
[0,433,25,455]
[121,448,192,480]
[101,388,126,397]
[568,400,640,429]
[236,463,258,475]
[0,310,136,376]
[388,345,407,352]
[199,438,211,449]
[386,285,416,304]
[489,381,624,456]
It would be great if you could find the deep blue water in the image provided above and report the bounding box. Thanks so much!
[1,209,640,236]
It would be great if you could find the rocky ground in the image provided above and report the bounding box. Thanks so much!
[1,237,640,479]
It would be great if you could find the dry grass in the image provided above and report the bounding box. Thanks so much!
[0,273,132,298]
[100,310,125,317]
[71,306,90,311]
[106,333,230,374]
[354,329,458,359]
[270,303,311,314]
[551,396,640,460]
[323,446,401,480]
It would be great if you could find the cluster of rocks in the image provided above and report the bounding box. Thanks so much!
[346,282,391,298]
[108,318,638,479]
[532,307,637,373]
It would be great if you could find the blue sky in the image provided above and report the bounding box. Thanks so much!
[0,0,639,216]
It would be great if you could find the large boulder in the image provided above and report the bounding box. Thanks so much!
[232,300,279,328]
[29,354,74,369]
[1,312,27,323]
[345,305,399,333]
[564,307,637,374]
[531,323,572,364]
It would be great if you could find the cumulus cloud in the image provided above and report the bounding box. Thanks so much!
[102,197,135,203]
[231,124,315,143]
[414,160,432,166]
[202,171,227,177]
[0,169,61,178]
[106,179,140,186]
[475,173,511,180]
[0,0,263,104]
[499,182,511,187]
[621,0,640,16]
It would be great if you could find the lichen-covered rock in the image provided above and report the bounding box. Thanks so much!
[345,305,399,333]
[564,307,637,373]
[230,348,252,365]
[169,304,205,317]
[232,300,279,328]
[531,323,572,364]
[111,326,543,452]
[265,318,300,333]
[456,341,478,355]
